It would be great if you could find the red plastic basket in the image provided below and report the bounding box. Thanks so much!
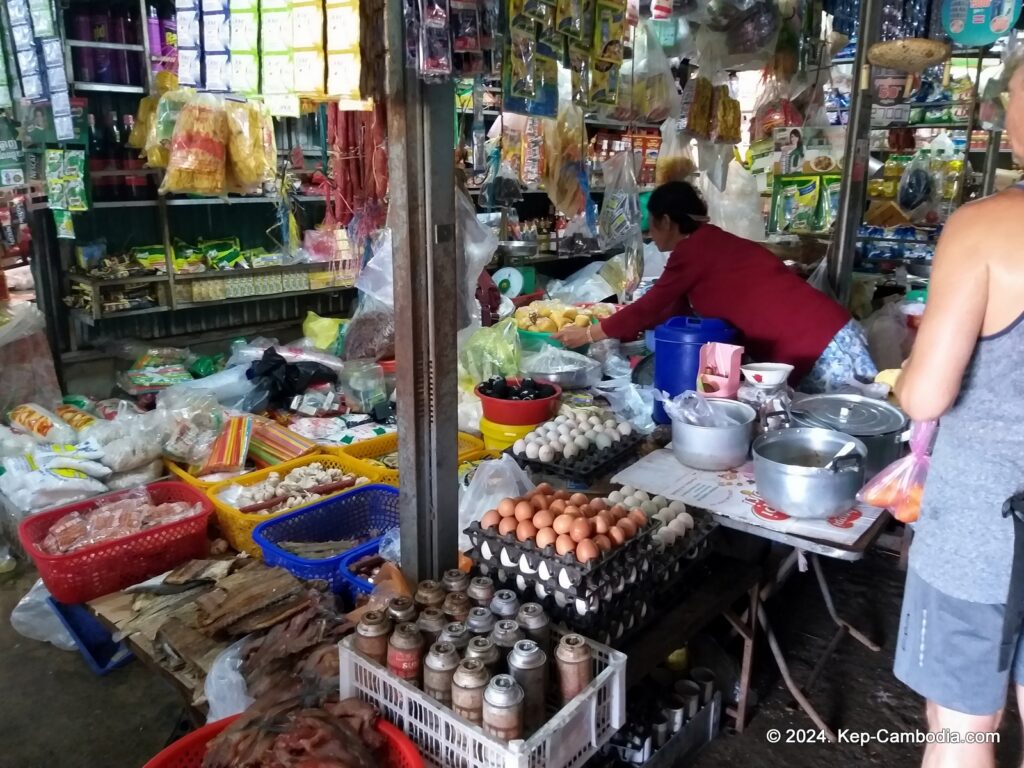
[143,714,423,768]
[18,481,213,605]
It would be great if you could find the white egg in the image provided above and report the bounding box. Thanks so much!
[513,439,527,455]
[608,490,624,504]
[555,415,569,424]
[574,435,590,451]
[526,431,539,442]
[604,419,618,430]
[677,512,695,530]
[589,415,603,426]
[557,423,573,436]
[608,430,623,442]
[584,430,598,442]
[595,433,613,450]
[668,500,687,515]
[569,428,581,438]
[652,495,668,508]
[623,495,639,508]
[653,510,673,524]
[658,528,678,546]
[563,443,579,460]
[669,517,690,534]
[635,490,650,502]
[539,445,555,463]
[640,500,658,516]
[618,422,633,437]
[526,442,541,459]
[621,485,636,496]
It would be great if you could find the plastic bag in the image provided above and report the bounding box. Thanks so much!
[156,388,226,466]
[346,229,396,361]
[523,343,603,381]
[542,103,589,217]
[749,76,803,143]
[10,580,76,651]
[8,403,77,444]
[898,150,940,225]
[0,301,46,349]
[205,638,255,722]
[457,187,499,332]
[655,118,696,185]
[636,20,682,122]
[0,459,107,514]
[225,100,272,193]
[592,378,656,433]
[457,454,533,549]
[546,261,616,305]
[703,162,764,240]
[145,88,193,168]
[160,93,229,196]
[0,424,37,457]
[858,420,936,523]
[598,151,642,250]
[863,300,912,371]
[806,256,837,299]
[458,318,522,388]
[587,339,632,379]
[656,389,738,426]
[303,311,346,353]
[106,459,164,490]
[379,526,401,563]
[698,140,734,192]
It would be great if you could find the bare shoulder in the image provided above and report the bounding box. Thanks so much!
[933,188,1024,263]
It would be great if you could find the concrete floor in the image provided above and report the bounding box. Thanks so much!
[1,547,1020,768]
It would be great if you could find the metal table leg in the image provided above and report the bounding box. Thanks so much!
[724,582,760,733]
[811,554,881,652]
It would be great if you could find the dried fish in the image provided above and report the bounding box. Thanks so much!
[279,539,360,559]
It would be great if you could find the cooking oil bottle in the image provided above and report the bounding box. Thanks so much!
[944,151,963,201]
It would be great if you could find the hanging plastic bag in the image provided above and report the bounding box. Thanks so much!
[145,87,193,168]
[458,318,522,388]
[637,20,682,122]
[346,229,397,361]
[10,580,77,651]
[862,300,912,371]
[160,92,229,196]
[205,637,255,722]
[458,454,534,549]
[749,76,803,143]
[457,187,499,332]
[702,162,764,240]
[542,103,589,216]
[598,150,641,250]
[655,118,696,184]
[898,150,940,225]
[698,140,733,192]
[224,100,272,194]
[858,420,937,523]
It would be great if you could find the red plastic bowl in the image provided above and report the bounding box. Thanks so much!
[475,377,562,426]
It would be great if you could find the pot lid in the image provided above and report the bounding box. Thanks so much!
[793,394,906,436]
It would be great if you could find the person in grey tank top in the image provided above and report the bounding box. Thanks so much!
[892,54,1024,768]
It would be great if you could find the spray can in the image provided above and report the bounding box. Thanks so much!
[466,606,496,637]
[464,635,501,674]
[490,589,520,619]
[443,569,470,593]
[414,580,446,611]
[439,621,470,652]
[387,622,423,687]
[442,592,472,623]
[507,639,548,733]
[483,675,525,741]
[467,576,495,606]
[489,620,525,674]
[554,634,593,704]
[452,659,490,724]
[515,603,551,655]
[354,609,392,666]
[387,596,417,624]
[417,607,447,648]
[423,642,461,706]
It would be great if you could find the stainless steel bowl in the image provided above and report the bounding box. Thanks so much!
[521,357,603,389]
[671,400,756,471]
[752,428,867,519]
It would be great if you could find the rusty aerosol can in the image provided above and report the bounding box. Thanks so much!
[442,568,470,593]
[466,606,496,637]
[451,658,490,725]
[354,609,392,666]
[489,589,520,619]
[423,642,461,706]
[507,639,548,733]
[414,580,446,611]
[387,622,423,688]
[467,576,495,607]
[489,619,525,675]
[464,635,501,674]
[442,591,472,623]
[515,603,551,655]
[387,596,417,624]
[439,621,470,652]
[555,633,592,704]
[416,607,447,647]
[483,674,525,741]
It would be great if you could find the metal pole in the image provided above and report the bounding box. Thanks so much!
[981,130,1002,198]
[828,0,883,304]
[386,0,460,582]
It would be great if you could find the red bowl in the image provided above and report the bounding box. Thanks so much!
[475,377,562,426]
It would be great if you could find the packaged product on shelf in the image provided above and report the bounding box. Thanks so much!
[30,442,111,479]
[568,43,592,107]
[541,104,588,217]
[898,150,941,225]
[106,459,164,490]
[769,175,822,234]
[590,61,619,106]
[158,388,227,467]
[161,93,229,195]
[555,0,582,37]
[146,88,194,168]
[54,404,98,435]
[225,100,272,192]
[749,77,801,143]
[0,457,107,514]
[821,174,842,229]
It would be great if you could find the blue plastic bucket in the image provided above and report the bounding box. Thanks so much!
[652,316,738,423]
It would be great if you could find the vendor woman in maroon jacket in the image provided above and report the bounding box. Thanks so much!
[553,181,877,392]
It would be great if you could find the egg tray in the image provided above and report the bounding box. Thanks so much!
[651,516,720,596]
[506,432,644,484]
[463,517,660,600]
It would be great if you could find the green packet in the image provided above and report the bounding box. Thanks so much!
[201,237,244,269]
[770,175,825,234]
[132,244,169,272]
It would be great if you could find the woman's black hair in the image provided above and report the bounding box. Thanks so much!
[790,128,801,141]
[647,181,708,235]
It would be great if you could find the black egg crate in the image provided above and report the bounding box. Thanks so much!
[506,431,643,484]
[463,515,660,600]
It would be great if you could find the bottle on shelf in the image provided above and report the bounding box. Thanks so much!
[91,4,115,84]
[69,3,96,82]
[121,114,153,200]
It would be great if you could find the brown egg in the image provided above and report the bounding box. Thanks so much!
[628,509,648,528]
[593,534,612,552]
[569,492,589,507]
[554,490,571,501]
[563,505,580,517]
[481,509,501,530]
[515,501,535,522]
[533,510,554,530]
[499,516,519,536]
[498,498,517,518]
[590,498,608,513]
[532,494,549,511]
[609,504,627,521]
[617,518,637,539]
[596,510,614,526]
[534,482,554,495]
[593,516,610,535]
[517,519,538,542]
[549,499,567,515]
[578,503,593,518]
[570,517,593,543]
[576,539,600,563]
[608,525,626,547]
[536,527,557,550]
[553,514,575,536]
[555,533,576,557]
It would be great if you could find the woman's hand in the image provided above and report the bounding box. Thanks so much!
[553,321,607,349]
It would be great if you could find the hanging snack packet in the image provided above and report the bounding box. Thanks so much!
[509,27,537,99]
[590,60,620,105]
[452,0,482,51]
[420,24,454,78]
[710,83,741,144]
[568,42,592,106]
[225,100,270,192]
[684,76,713,140]
[146,88,193,169]
[556,0,583,38]
[593,0,626,65]
[161,93,229,196]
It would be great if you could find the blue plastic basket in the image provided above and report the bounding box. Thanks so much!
[336,537,385,599]
[46,597,134,676]
[252,484,399,595]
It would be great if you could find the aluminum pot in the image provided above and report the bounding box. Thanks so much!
[671,400,756,471]
[752,428,867,519]
[788,394,907,478]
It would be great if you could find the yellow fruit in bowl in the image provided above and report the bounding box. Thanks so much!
[563,307,578,321]
[534,317,558,333]
[550,311,566,329]
[573,315,591,328]
[516,317,532,330]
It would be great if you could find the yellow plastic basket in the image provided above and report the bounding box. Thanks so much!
[327,432,485,486]
[205,454,382,557]
[164,459,228,490]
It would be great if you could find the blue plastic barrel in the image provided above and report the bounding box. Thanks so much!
[652,316,738,423]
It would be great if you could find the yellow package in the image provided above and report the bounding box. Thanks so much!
[160,93,229,196]
[145,88,194,168]
[225,100,268,192]
[711,85,741,144]
[684,76,713,140]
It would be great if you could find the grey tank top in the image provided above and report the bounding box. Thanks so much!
[910,312,1024,603]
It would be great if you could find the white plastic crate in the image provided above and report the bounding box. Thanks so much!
[339,627,626,768]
